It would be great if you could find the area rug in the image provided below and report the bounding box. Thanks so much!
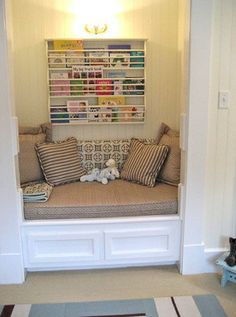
[0,295,228,317]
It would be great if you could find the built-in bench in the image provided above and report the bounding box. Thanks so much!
[19,123,181,271]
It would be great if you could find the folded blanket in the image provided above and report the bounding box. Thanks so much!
[22,182,53,202]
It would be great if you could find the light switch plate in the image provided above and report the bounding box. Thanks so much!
[218,91,230,109]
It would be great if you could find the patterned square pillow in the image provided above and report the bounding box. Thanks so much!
[121,138,169,187]
[35,137,86,186]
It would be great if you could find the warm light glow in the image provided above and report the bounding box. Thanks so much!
[84,24,108,35]
[69,0,120,24]
[40,0,142,37]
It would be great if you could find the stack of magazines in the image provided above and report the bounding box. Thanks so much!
[22,182,53,202]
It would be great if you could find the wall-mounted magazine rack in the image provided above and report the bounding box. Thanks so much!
[46,38,147,125]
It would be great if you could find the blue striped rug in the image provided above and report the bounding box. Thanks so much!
[0,295,227,317]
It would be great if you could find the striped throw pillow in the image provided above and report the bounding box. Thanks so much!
[35,137,86,186]
[121,139,169,187]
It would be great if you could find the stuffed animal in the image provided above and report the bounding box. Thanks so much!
[80,159,119,185]
[80,166,115,185]
[96,168,115,185]
[80,168,100,183]
[105,158,120,178]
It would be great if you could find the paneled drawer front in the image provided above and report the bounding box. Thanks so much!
[104,224,180,261]
[23,231,103,267]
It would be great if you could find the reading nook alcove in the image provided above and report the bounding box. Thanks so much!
[19,38,181,271]
[2,0,224,284]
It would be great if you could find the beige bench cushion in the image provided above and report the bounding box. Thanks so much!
[24,180,178,220]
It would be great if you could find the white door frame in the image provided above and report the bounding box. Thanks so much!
[180,0,213,274]
[0,0,25,284]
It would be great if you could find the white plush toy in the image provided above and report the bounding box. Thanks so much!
[80,159,119,185]
[105,158,120,178]
[96,168,115,185]
[80,168,100,183]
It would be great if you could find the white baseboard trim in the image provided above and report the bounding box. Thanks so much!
[181,243,205,274]
[204,248,228,273]
[181,244,229,274]
[0,253,25,284]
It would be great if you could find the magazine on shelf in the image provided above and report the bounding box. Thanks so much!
[118,106,133,122]
[99,107,113,122]
[113,80,123,95]
[130,51,144,67]
[106,71,126,79]
[96,79,113,95]
[48,53,66,68]
[67,100,88,123]
[87,49,109,66]
[110,53,130,68]
[70,79,83,96]
[85,79,97,95]
[66,51,84,67]
[72,66,103,79]
[50,71,69,79]
[118,106,144,122]
[98,96,125,122]
[123,79,144,95]
[107,44,131,50]
[50,106,69,123]
[53,39,83,51]
[50,80,70,96]
[130,106,145,121]
[88,107,100,122]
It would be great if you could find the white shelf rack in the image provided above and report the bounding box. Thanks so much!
[46,38,147,125]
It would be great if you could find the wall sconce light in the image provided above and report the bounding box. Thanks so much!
[84,24,108,35]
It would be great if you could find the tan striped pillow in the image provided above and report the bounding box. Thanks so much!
[35,137,86,186]
[121,139,169,187]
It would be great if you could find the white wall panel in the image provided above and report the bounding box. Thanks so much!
[205,0,236,248]
[11,0,180,140]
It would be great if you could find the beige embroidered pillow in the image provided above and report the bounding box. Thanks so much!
[157,123,180,186]
[19,133,46,184]
[121,139,169,187]
[35,137,86,186]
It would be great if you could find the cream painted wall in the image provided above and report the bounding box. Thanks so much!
[11,0,180,140]
[205,0,236,248]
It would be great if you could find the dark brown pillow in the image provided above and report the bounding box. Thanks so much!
[35,137,86,186]
[121,138,169,187]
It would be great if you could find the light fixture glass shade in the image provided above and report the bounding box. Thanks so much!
[84,24,108,35]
